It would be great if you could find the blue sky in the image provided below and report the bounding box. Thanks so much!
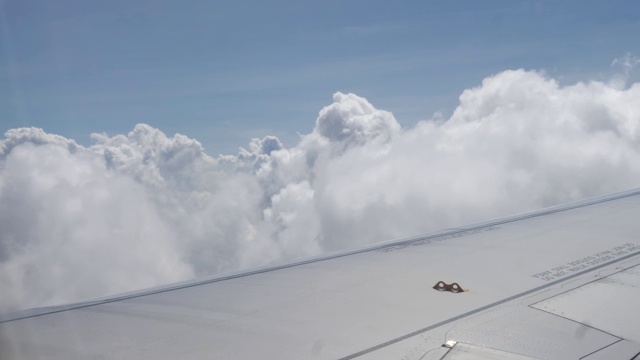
[1,0,639,155]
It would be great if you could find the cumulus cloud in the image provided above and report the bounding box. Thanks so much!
[0,140,193,311]
[2,70,640,313]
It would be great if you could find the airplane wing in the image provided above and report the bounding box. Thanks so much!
[2,188,640,359]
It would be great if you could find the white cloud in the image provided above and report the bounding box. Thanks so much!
[0,141,193,311]
[2,72,640,313]
[612,53,640,75]
[610,53,640,89]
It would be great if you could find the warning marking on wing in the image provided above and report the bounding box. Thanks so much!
[532,243,640,281]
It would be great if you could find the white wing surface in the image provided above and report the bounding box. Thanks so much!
[2,189,640,359]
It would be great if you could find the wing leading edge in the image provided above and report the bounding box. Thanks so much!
[2,188,640,359]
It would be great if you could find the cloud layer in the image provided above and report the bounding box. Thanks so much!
[2,69,640,312]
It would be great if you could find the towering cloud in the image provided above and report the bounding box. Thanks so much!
[2,69,640,313]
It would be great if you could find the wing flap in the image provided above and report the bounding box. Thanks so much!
[532,265,640,342]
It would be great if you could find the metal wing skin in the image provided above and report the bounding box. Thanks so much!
[3,189,640,359]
